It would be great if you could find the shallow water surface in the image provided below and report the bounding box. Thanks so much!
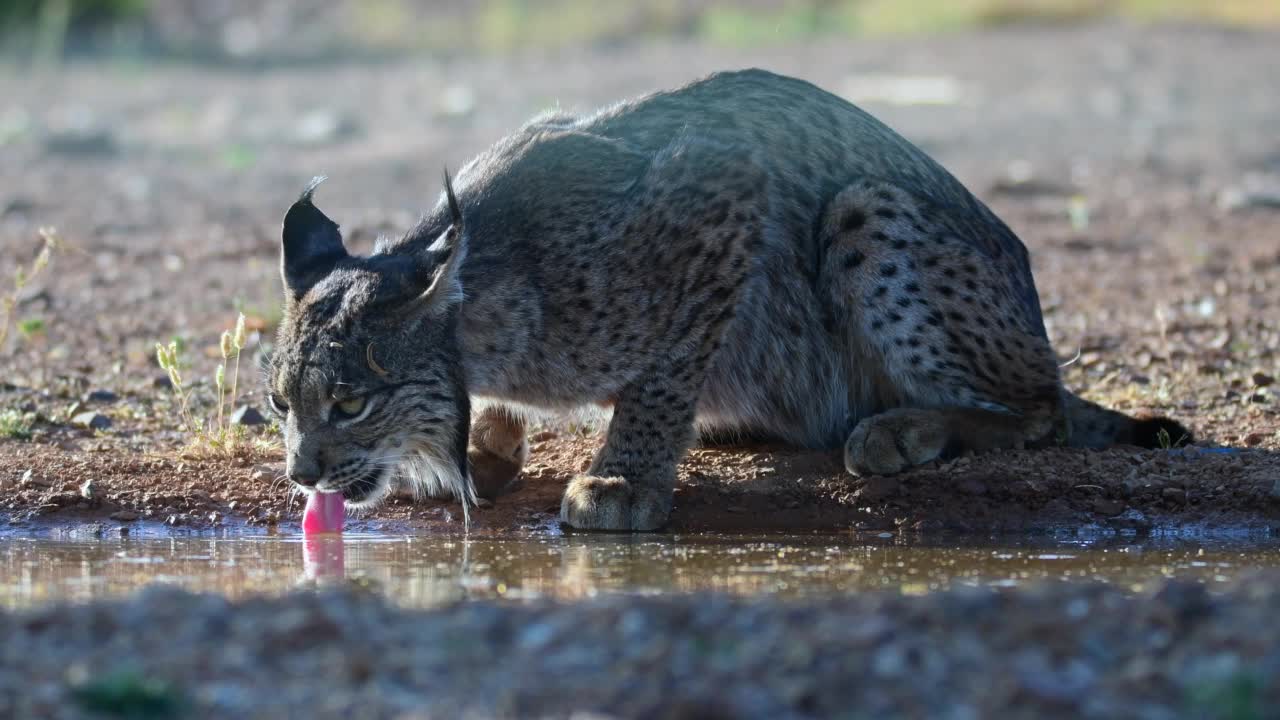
[4,531,1280,609]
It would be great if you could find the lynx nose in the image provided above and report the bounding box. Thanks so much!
[289,471,321,488]
[287,455,325,488]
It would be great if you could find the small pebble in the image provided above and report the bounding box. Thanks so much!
[71,411,112,431]
[230,405,268,426]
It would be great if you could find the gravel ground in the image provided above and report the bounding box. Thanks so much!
[2,576,1279,719]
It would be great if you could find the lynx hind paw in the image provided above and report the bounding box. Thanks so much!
[468,446,523,501]
[560,475,670,531]
[468,407,529,501]
[844,408,949,476]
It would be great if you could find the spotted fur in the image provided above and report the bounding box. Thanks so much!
[265,69,1189,530]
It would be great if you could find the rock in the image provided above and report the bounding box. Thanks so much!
[1121,470,1145,497]
[1091,498,1126,516]
[71,411,111,430]
[1254,372,1276,387]
[856,476,901,502]
[79,479,95,501]
[1108,508,1151,532]
[84,389,119,404]
[437,85,476,118]
[109,510,139,521]
[1162,488,1186,502]
[1218,174,1280,211]
[1243,433,1265,447]
[293,109,360,145]
[43,128,117,156]
[250,464,282,482]
[230,405,268,426]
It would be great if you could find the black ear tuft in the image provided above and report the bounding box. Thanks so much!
[282,176,348,298]
[443,167,462,229]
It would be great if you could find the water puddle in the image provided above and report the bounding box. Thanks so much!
[4,532,1280,609]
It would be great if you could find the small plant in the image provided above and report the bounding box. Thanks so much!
[0,227,57,353]
[71,669,184,718]
[1156,426,1190,450]
[215,313,248,438]
[1187,672,1263,720]
[155,313,250,454]
[0,408,34,440]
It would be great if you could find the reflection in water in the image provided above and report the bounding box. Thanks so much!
[2,533,1279,610]
[302,536,345,583]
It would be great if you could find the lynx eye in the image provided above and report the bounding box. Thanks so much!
[333,396,367,420]
[267,392,289,415]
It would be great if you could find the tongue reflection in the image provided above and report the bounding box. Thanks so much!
[302,492,345,534]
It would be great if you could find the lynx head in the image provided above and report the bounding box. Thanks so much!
[263,174,475,511]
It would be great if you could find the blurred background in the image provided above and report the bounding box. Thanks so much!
[0,0,1278,62]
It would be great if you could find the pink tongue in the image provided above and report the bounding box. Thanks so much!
[302,492,345,534]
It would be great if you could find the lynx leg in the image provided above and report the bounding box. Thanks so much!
[561,367,700,531]
[467,405,527,501]
[559,135,763,530]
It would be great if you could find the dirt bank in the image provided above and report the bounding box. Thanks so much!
[3,435,1279,536]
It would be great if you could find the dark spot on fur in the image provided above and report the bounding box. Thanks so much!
[841,210,867,232]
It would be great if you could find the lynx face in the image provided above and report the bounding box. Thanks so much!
[264,177,474,508]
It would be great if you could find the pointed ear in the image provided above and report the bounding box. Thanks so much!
[400,168,467,319]
[282,177,348,298]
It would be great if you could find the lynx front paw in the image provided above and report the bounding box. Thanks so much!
[845,408,949,476]
[560,475,671,531]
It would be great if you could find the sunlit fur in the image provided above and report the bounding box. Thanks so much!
[268,69,1188,531]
